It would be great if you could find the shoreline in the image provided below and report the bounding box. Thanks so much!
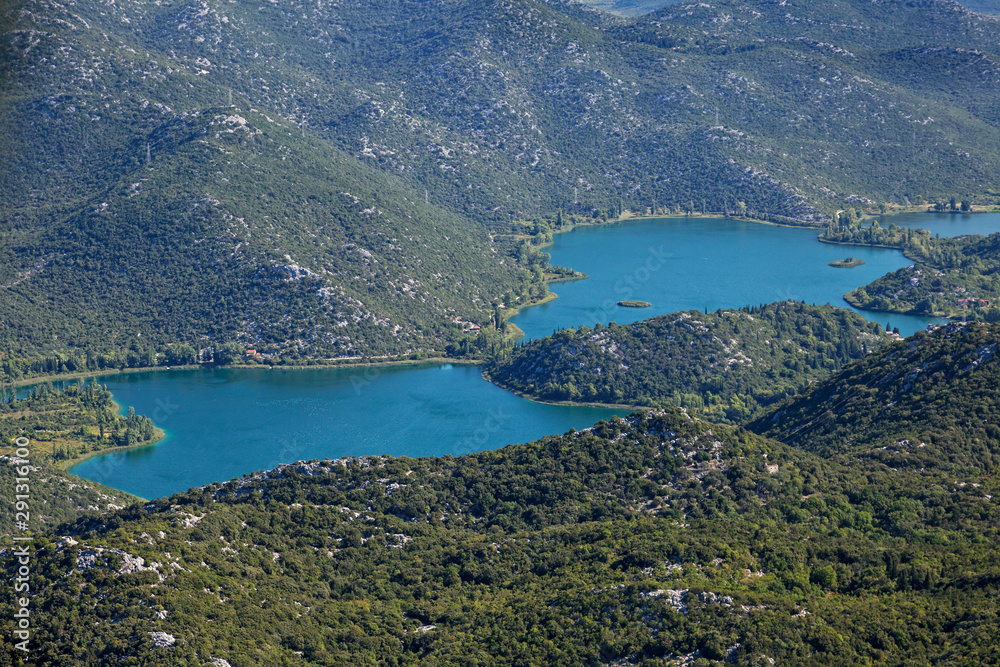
[507,210,827,334]
[9,356,486,389]
[10,206,994,392]
[57,426,167,475]
[874,204,1000,220]
[843,292,955,321]
[9,364,201,388]
[818,237,910,252]
[480,367,649,414]
[546,211,825,243]
[544,272,589,284]
[502,291,559,331]
[7,212,829,391]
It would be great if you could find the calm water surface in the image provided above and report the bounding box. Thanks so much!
[69,212,1000,498]
[69,365,617,499]
[881,210,1000,238]
[511,212,1000,340]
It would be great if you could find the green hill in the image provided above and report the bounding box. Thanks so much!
[0,383,145,531]
[749,320,1000,474]
[2,404,999,664]
[0,106,528,361]
[844,231,1000,319]
[487,302,888,422]
[5,0,1000,363]
[4,322,1000,663]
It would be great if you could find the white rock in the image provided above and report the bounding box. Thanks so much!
[149,631,175,648]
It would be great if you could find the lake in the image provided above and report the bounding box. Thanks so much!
[69,212,1000,499]
[510,212,1000,340]
[68,364,618,499]
[878,210,1000,238]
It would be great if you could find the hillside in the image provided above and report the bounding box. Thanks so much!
[3,321,1000,663]
[5,0,1000,362]
[0,382,160,469]
[844,231,1000,319]
[0,383,145,530]
[0,458,139,533]
[2,404,999,664]
[0,105,530,361]
[487,302,888,422]
[749,320,1000,475]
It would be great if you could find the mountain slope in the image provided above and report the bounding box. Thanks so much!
[4,0,1000,361]
[749,321,1000,474]
[843,230,1000,318]
[1,106,527,358]
[0,0,532,360]
[2,406,999,664]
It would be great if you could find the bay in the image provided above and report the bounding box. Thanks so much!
[510,215,1000,340]
[879,210,1000,238]
[68,364,618,499]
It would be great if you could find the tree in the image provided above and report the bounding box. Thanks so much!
[215,342,245,365]
[165,343,198,365]
[811,565,838,590]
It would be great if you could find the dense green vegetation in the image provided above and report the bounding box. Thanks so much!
[828,257,865,268]
[3,347,1000,662]
[0,382,159,465]
[845,232,1000,318]
[822,216,934,250]
[0,383,148,532]
[0,105,534,365]
[4,0,1000,661]
[0,458,139,536]
[5,0,1000,367]
[487,302,887,422]
[749,320,1000,475]
[618,300,653,308]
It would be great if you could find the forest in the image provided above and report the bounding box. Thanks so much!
[1,323,999,664]
[487,302,888,422]
[4,0,1000,365]
[844,231,1000,320]
[4,0,1000,662]
[0,382,159,467]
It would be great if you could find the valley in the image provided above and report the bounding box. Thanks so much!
[4,0,1000,664]
[53,211,996,499]
[5,0,1000,366]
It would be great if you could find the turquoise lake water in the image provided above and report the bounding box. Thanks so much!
[510,217,967,340]
[68,364,618,499]
[878,210,1000,238]
[68,212,1000,499]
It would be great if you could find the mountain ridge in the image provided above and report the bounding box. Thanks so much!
[5,0,1000,359]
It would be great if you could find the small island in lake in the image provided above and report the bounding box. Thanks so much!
[829,256,865,268]
[617,300,652,308]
